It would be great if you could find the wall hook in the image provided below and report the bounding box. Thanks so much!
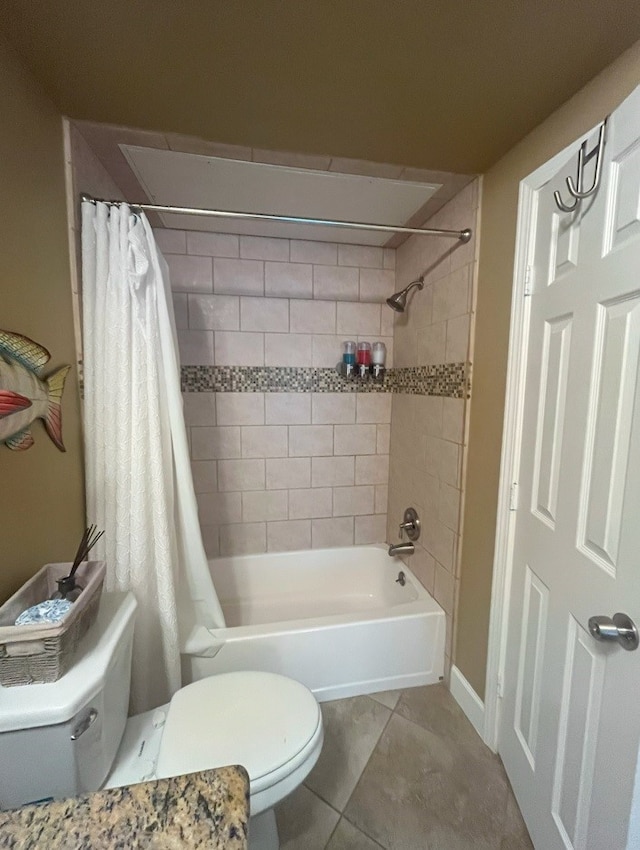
[553,117,607,213]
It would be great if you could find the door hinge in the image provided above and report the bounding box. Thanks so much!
[509,482,519,511]
[524,265,532,296]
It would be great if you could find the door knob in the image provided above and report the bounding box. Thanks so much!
[588,613,639,651]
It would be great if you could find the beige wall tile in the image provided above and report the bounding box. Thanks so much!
[383,248,396,270]
[242,489,288,522]
[355,514,387,544]
[173,293,188,329]
[425,437,460,487]
[215,393,264,426]
[434,562,454,614]
[439,482,461,532]
[288,487,333,519]
[188,294,239,331]
[445,313,470,362]
[290,299,336,333]
[333,485,374,517]
[312,393,356,424]
[240,235,289,261]
[217,459,265,491]
[240,296,289,332]
[409,544,436,593]
[313,265,359,301]
[214,258,264,296]
[442,398,465,443]
[376,424,391,454]
[219,522,266,556]
[359,268,396,302]
[265,393,311,425]
[312,456,355,487]
[191,460,218,494]
[355,454,389,485]
[312,516,354,548]
[264,332,312,366]
[167,254,213,293]
[432,264,471,323]
[289,424,334,457]
[241,425,288,458]
[183,392,216,426]
[191,426,241,460]
[266,457,310,489]
[265,261,312,298]
[334,424,377,455]
[338,244,383,268]
[417,321,446,365]
[154,228,186,254]
[336,302,381,335]
[374,484,388,515]
[200,524,219,558]
[356,394,392,423]
[197,491,242,525]
[267,519,311,552]
[290,239,338,265]
[187,231,239,258]
[177,330,214,365]
[312,334,343,367]
[214,330,264,366]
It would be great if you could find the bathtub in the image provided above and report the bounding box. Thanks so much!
[181,544,445,702]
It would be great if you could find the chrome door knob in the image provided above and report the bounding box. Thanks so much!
[588,613,639,651]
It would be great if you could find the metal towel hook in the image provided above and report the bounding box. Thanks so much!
[553,117,608,213]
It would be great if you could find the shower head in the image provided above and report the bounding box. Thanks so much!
[386,277,424,312]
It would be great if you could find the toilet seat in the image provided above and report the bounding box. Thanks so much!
[156,671,323,815]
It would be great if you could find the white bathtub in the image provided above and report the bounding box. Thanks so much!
[182,544,445,702]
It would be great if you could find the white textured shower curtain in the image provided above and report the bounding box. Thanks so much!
[81,201,224,713]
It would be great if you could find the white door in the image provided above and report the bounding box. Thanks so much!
[499,85,640,850]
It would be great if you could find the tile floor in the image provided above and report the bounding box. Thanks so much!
[275,683,533,849]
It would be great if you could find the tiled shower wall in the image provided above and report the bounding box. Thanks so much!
[387,180,479,675]
[155,227,397,557]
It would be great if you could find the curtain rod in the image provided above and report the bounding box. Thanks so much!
[80,194,472,242]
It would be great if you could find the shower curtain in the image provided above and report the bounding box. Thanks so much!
[81,201,224,713]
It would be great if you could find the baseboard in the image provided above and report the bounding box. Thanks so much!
[450,665,485,740]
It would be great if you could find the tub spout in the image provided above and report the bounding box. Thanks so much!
[388,541,414,557]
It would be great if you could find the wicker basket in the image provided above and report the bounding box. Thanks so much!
[0,561,105,687]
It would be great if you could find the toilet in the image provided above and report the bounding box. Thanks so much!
[0,592,323,849]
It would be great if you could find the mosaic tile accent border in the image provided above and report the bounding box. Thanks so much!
[181,363,470,398]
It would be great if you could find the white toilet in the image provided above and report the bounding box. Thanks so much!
[0,592,323,849]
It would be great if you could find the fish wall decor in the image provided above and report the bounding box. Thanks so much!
[0,330,70,451]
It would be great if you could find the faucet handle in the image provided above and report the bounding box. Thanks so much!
[399,508,421,541]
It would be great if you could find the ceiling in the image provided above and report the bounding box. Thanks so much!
[3,2,640,174]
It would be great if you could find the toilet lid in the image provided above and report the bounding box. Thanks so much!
[156,671,321,792]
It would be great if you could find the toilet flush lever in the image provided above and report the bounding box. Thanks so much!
[71,708,98,741]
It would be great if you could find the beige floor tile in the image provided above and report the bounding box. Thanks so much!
[305,696,391,811]
[369,689,402,710]
[396,682,489,759]
[326,817,385,849]
[344,711,508,850]
[500,787,534,849]
[275,785,340,850]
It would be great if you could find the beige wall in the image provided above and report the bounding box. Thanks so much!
[456,39,640,699]
[0,38,85,603]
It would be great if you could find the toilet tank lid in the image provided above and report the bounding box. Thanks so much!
[0,592,137,732]
[156,671,321,786]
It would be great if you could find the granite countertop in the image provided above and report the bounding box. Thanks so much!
[0,766,249,849]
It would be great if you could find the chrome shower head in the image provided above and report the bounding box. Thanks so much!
[386,277,424,312]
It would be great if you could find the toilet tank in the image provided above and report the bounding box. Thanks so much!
[0,591,137,810]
